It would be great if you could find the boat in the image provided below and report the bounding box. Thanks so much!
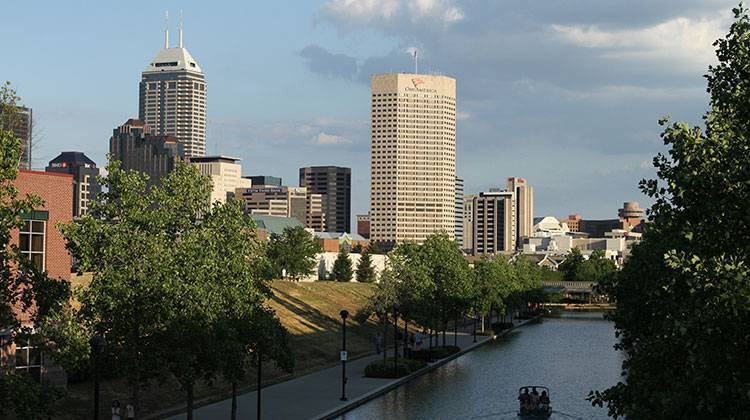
[517,386,552,418]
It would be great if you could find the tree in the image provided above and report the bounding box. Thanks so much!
[591,6,750,418]
[266,226,321,280]
[356,249,376,283]
[331,250,353,282]
[0,82,68,418]
[575,250,617,283]
[558,247,584,281]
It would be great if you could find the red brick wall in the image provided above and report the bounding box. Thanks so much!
[12,170,73,281]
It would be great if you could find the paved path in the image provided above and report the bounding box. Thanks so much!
[163,321,525,420]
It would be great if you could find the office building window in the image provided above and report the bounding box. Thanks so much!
[19,220,45,271]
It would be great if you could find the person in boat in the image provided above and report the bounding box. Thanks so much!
[539,390,550,412]
[530,387,540,411]
[518,388,531,411]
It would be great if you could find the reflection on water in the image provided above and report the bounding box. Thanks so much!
[338,312,622,420]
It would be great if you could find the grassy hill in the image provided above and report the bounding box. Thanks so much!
[58,279,377,419]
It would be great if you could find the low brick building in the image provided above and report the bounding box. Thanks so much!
[1,170,73,386]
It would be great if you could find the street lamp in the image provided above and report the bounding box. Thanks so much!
[339,309,349,401]
[89,335,106,420]
[392,305,399,373]
[256,348,262,420]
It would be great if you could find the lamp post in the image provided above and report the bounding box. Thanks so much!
[89,335,106,420]
[257,348,262,420]
[473,305,478,343]
[392,305,399,373]
[339,309,349,401]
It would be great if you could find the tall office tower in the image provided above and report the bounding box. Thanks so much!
[110,119,184,186]
[370,73,457,248]
[46,152,101,217]
[190,156,251,203]
[470,191,516,255]
[455,177,464,248]
[506,177,534,248]
[462,195,476,253]
[299,166,351,233]
[139,24,206,158]
[0,106,32,169]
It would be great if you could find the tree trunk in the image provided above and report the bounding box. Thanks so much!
[186,382,194,420]
[231,381,238,420]
[382,315,388,362]
[454,315,458,347]
[481,315,485,333]
[131,383,140,420]
[403,318,408,358]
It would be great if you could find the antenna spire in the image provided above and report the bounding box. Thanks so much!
[164,10,169,48]
[179,10,183,48]
[413,49,418,74]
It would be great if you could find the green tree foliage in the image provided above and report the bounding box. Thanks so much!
[62,159,288,418]
[266,226,321,280]
[558,247,584,281]
[473,256,515,322]
[591,6,750,418]
[331,250,353,282]
[575,250,617,283]
[356,249,376,283]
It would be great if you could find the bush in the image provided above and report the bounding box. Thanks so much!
[409,345,460,362]
[364,358,427,378]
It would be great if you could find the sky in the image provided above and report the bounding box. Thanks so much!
[1,0,737,221]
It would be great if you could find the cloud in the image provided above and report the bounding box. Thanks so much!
[310,132,353,145]
[550,14,729,71]
[321,0,464,29]
[299,45,359,79]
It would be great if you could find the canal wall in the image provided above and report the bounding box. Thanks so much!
[314,316,541,420]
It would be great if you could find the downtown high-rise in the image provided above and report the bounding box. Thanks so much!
[370,73,456,247]
[299,166,351,233]
[139,25,206,158]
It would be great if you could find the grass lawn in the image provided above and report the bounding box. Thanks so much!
[55,279,377,419]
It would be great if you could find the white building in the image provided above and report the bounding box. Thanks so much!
[190,156,251,203]
[370,73,457,247]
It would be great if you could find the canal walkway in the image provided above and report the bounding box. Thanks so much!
[159,318,533,420]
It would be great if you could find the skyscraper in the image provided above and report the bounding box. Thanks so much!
[299,166,351,233]
[139,23,206,158]
[109,119,184,186]
[370,73,457,247]
[507,177,534,247]
[189,156,251,203]
[46,152,101,218]
[470,191,516,254]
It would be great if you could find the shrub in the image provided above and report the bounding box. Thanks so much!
[364,358,427,378]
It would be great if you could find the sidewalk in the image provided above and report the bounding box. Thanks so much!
[163,319,529,420]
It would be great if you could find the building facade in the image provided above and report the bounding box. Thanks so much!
[618,201,645,228]
[507,177,534,246]
[370,73,457,247]
[559,214,581,232]
[2,170,74,386]
[109,119,184,186]
[470,191,516,254]
[455,177,464,248]
[246,175,281,187]
[462,195,476,253]
[356,214,370,239]
[139,27,206,158]
[236,186,325,231]
[45,152,101,218]
[0,106,33,170]
[299,166,351,233]
[189,156,251,203]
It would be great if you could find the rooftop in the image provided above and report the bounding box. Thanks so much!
[143,47,202,74]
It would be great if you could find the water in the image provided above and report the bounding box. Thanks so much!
[338,312,622,420]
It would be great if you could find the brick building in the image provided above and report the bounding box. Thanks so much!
[1,170,73,386]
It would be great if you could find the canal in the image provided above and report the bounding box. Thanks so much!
[338,312,622,420]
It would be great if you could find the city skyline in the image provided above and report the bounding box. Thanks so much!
[1,1,736,220]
